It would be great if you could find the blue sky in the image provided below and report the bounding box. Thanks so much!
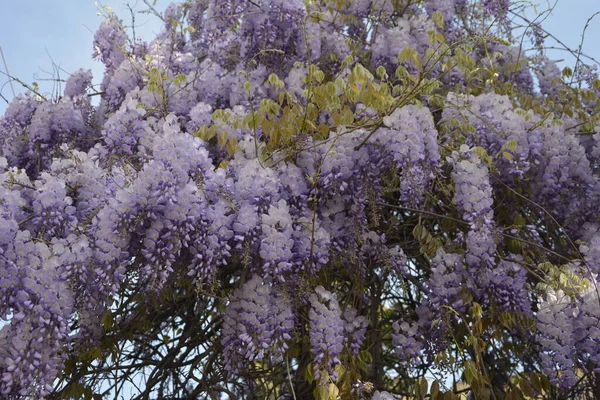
[0,0,169,114]
[0,0,599,115]
[527,1,600,65]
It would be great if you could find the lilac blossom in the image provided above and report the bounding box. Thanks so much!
[309,286,345,383]
[392,320,424,364]
[93,16,127,73]
[1,0,600,396]
[64,69,93,98]
[452,145,497,274]
[343,307,368,356]
[536,57,563,97]
[221,276,293,373]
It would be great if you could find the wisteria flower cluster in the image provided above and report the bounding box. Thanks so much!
[1,0,600,399]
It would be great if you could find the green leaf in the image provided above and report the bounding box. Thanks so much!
[314,385,329,400]
[395,65,409,80]
[412,224,424,241]
[473,146,489,161]
[513,213,526,227]
[304,363,315,383]
[499,312,513,329]
[540,374,551,392]
[415,377,428,399]
[315,70,325,83]
[398,47,417,64]
[432,10,444,28]
[101,311,113,330]
[328,383,339,399]
[463,360,478,385]
[333,364,345,381]
[518,376,535,397]
[504,140,517,152]
[173,73,187,87]
[218,131,229,147]
[267,73,285,90]
[357,350,373,364]
[89,347,103,360]
[530,373,543,393]
[430,380,440,399]
[376,66,388,80]
[226,138,238,156]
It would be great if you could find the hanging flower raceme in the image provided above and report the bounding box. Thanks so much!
[1,0,600,397]
[221,276,294,373]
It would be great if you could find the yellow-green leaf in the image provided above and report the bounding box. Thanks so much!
[430,380,440,399]
[101,311,113,330]
[314,385,329,400]
[432,10,444,28]
[304,363,315,383]
[328,383,339,399]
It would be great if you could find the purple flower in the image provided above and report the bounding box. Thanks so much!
[222,276,294,373]
[309,286,345,383]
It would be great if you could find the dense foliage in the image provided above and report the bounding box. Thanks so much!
[1,0,600,398]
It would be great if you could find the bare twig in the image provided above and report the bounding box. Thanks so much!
[0,45,16,98]
[573,11,600,86]
[510,9,600,67]
[0,69,45,100]
[140,0,164,21]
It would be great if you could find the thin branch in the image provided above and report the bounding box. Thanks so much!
[572,11,600,86]
[376,202,467,225]
[510,9,600,66]
[0,69,46,100]
[0,45,16,98]
[140,0,164,21]
[0,90,9,104]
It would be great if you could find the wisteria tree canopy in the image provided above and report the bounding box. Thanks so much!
[1,0,600,398]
